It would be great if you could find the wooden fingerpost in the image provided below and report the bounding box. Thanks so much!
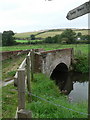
[31,49,34,81]
[26,53,32,102]
[88,78,90,119]
[18,68,25,110]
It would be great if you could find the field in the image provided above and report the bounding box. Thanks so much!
[1,44,88,56]
[14,29,89,39]
[15,39,43,44]
[14,31,39,38]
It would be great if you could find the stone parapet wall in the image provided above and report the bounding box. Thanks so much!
[1,48,44,61]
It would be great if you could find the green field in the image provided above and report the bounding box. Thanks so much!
[14,29,89,39]
[15,39,28,43]
[1,44,88,56]
[15,39,43,43]
[14,31,39,38]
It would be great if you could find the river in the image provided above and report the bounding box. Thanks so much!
[52,72,88,103]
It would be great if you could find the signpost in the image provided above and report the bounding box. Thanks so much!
[66,1,90,119]
[66,1,90,20]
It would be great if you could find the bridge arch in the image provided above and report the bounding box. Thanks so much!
[50,62,68,81]
[33,48,73,76]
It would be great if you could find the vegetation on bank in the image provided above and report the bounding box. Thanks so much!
[73,55,88,73]
[2,74,88,118]
[26,73,88,118]
[2,83,18,118]
[2,54,26,81]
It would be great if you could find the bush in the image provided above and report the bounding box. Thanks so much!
[73,56,89,73]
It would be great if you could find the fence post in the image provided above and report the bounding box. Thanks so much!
[31,49,34,81]
[26,54,32,102]
[18,68,25,110]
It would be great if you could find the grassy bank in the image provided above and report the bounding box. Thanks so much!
[73,55,88,73]
[2,83,17,118]
[2,54,26,81]
[2,73,88,118]
[26,73,87,118]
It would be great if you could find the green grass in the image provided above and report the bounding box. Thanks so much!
[15,39,28,43]
[26,73,88,118]
[14,31,39,38]
[1,44,88,55]
[36,31,63,38]
[73,55,88,73]
[2,54,26,81]
[2,83,18,118]
[2,74,87,118]
[15,39,43,44]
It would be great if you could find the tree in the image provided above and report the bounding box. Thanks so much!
[60,29,76,44]
[77,32,82,37]
[2,30,16,46]
[44,36,52,43]
[30,34,35,40]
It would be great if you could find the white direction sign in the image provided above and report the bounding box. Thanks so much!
[66,1,90,20]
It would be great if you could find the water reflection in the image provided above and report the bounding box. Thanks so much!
[51,71,88,103]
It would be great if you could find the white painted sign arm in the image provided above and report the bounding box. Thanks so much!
[66,1,90,20]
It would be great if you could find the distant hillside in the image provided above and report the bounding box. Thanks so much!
[14,29,89,39]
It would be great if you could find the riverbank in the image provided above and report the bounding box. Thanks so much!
[2,73,88,118]
[72,54,88,73]
[26,73,88,118]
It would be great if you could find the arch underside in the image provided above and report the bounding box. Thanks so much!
[50,62,68,80]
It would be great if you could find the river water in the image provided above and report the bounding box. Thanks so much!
[53,72,88,103]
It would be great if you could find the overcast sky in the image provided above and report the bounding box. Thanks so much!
[0,0,88,33]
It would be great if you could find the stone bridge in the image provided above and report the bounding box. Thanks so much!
[33,48,74,78]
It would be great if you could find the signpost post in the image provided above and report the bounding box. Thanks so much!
[66,1,90,119]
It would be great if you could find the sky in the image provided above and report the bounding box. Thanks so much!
[0,0,88,33]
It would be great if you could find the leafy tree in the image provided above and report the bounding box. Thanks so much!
[76,32,82,37]
[2,30,16,46]
[81,35,90,40]
[30,34,35,40]
[60,29,76,44]
[44,37,52,43]
[52,35,61,43]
